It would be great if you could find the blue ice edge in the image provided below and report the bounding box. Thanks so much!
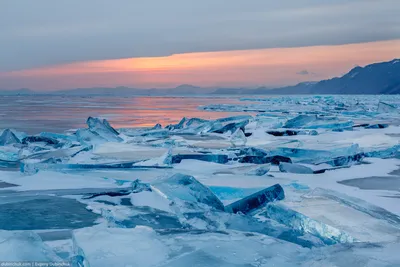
[224,184,285,214]
[209,186,265,201]
[261,203,355,245]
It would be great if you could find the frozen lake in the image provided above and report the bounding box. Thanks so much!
[0,95,250,134]
[1,94,400,266]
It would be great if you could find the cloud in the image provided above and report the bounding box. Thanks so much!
[297,70,310,75]
[1,39,399,90]
[0,0,400,71]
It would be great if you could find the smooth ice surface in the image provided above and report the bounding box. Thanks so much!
[0,230,61,261]
[93,143,168,161]
[73,225,310,267]
[71,224,400,267]
[73,226,169,267]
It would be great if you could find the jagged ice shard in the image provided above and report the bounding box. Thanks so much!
[0,129,20,146]
[86,116,123,142]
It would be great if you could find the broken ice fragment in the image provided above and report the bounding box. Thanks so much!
[353,123,370,128]
[152,173,225,211]
[237,147,269,157]
[0,129,21,146]
[288,182,310,190]
[365,124,389,129]
[365,144,400,159]
[224,184,285,214]
[212,120,249,134]
[0,159,19,169]
[263,203,355,244]
[165,117,187,130]
[267,130,298,136]
[39,132,77,142]
[377,101,398,113]
[323,153,365,167]
[246,164,271,176]
[141,129,170,138]
[152,123,162,129]
[87,116,118,134]
[185,117,209,127]
[279,162,314,174]
[207,115,252,134]
[215,115,253,123]
[171,153,228,164]
[302,130,318,135]
[22,136,59,145]
[267,130,318,136]
[305,120,353,130]
[273,144,359,163]
[20,161,171,174]
[83,179,151,199]
[283,115,317,128]
[213,164,271,176]
[75,128,106,145]
[230,129,247,147]
[239,155,292,165]
[308,188,400,226]
[86,117,122,142]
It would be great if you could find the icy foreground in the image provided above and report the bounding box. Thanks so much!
[1,95,400,266]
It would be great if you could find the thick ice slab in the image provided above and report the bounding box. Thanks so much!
[225,184,285,214]
[282,191,400,243]
[260,203,355,244]
[152,173,224,211]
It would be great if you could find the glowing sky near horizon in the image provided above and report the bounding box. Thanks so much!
[1,0,400,90]
[1,39,399,90]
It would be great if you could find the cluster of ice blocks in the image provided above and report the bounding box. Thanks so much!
[0,95,400,266]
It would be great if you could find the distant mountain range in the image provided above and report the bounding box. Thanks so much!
[264,58,400,95]
[1,59,399,95]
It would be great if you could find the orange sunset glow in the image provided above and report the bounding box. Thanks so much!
[2,39,400,90]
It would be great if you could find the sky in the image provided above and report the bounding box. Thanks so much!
[1,0,400,90]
